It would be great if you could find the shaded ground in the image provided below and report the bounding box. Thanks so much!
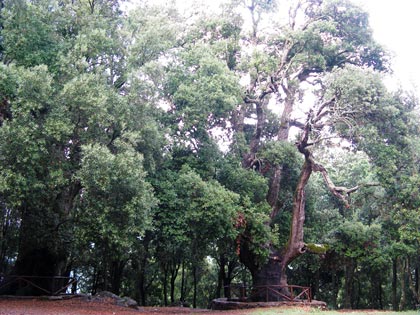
[0,297,396,315]
[0,297,257,315]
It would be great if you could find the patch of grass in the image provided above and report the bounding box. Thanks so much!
[248,307,419,315]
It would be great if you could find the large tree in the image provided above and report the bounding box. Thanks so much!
[0,0,157,295]
[220,0,394,298]
[147,0,400,301]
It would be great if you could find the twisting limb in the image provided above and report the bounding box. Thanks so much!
[312,161,358,208]
[298,103,378,209]
[282,108,358,269]
[312,97,336,124]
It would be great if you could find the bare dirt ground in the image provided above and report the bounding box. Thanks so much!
[0,297,391,315]
[0,297,262,315]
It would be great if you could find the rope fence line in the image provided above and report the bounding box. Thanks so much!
[225,284,312,302]
[0,275,77,296]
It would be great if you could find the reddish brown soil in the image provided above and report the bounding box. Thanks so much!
[0,297,269,315]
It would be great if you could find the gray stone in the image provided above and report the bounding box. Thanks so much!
[122,296,138,308]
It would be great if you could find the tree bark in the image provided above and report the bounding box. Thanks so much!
[0,204,13,274]
[137,268,147,306]
[392,258,398,311]
[216,255,228,298]
[281,160,312,271]
[343,259,355,309]
[251,255,285,301]
[192,265,197,308]
[399,257,406,311]
[110,260,125,295]
[170,262,180,304]
[407,257,420,305]
[331,271,338,308]
[245,158,310,301]
[416,264,419,298]
[242,100,268,169]
[370,270,383,309]
[9,207,71,295]
[224,259,238,298]
[267,165,283,216]
[163,268,168,306]
[180,261,187,305]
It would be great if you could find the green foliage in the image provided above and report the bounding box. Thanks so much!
[75,143,156,260]
[393,207,420,248]
[2,0,60,67]
[328,220,381,259]
[173,166,240,251]
[0,65,57,206]
[154,165,242,260]
[126,4,180,68]
[217,157,269,203]
[166,45,242,141]
[322,66,385,141]
[260,141,300,167]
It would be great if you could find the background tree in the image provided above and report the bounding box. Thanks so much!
[0,0,154,294]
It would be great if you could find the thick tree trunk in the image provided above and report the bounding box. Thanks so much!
[331,271,338,308]
[343,259,355,309]
[239,120,314,302]
[239,237,286,301]
[163,268,168,306]
[110,260,125,295]
[399,258,407,311]
[266,90,295,214]
[392,258,398,311]
[137,271,147,306]
[370,270,383,309]
[192,265,197,308]
[2,178,80,296]
[180,261,187,305]
[8,206,70,296]
[251,255,285,301]
[241,161,307,301]
[170,263,179,304]
[216,255,227,298]
[267,165,283,215]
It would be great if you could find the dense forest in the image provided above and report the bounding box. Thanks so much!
[0,0,419,310]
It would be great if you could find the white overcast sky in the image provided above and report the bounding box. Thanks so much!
[354,0,420,96]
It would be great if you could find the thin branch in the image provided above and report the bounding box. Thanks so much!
[312,97,335,124]
[312,161,357,208]
[289,119,305,129]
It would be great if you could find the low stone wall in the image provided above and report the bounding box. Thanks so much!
[211,298,327,310]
